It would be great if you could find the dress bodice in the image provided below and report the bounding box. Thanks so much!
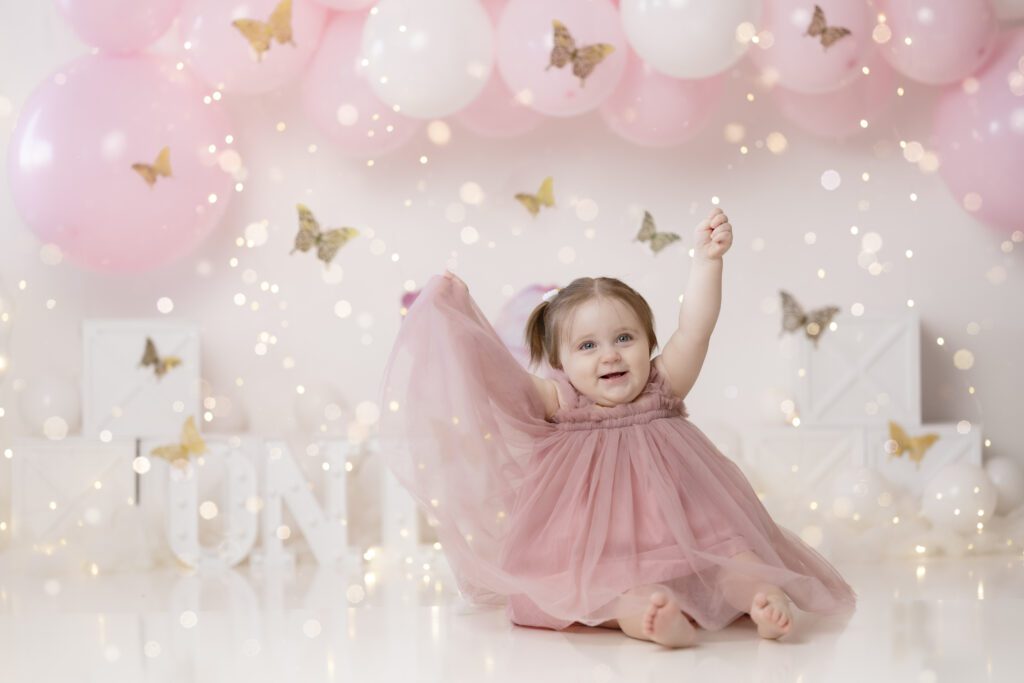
[549,361,688,431]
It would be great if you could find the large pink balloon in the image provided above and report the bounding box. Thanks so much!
[932,30,1024,237]
[7,55,234,274]
[750,0,873,93]
[456,0,545,137]
[873,0,998,84]
[600,49,724,147]
[301,12,421,157]
[772,50,897,139]
[311,0,374,8]
[54,0,184,53]
[496,0,627,117]
[179,0,326,94]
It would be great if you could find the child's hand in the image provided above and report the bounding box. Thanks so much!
[443,270,469,292]
[693,208,733,261]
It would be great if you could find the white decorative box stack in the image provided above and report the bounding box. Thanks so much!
[742,311,983,500]
[6,318,370,573]
[81,319,201,440]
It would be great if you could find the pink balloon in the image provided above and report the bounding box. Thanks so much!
[6,55,234,274]
[493,283,560,370]
[932,30,1024,237]
[750,0,873,93]
[873,0,998,84]
[772,50,897,139]
[54,0,184,53]
[496,0,627,117]
[179,0,327,94]
[455,0,544,137]
[600,49,724,147]
[311,0,373,8]
[301,12,421,157]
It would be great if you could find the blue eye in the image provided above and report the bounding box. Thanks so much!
[579,341,594,350]
[618,334,632,342]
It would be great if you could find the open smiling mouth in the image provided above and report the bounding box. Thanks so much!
[600,371,628,381]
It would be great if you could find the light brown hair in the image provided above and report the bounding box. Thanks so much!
[524,277,658,370]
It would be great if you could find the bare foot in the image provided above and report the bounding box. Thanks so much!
[750,592,792,639]
[641,591,697,648]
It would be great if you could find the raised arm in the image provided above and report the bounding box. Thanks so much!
[443,270,561,419]
[654,209,733,400]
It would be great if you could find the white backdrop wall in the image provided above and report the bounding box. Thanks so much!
[0,3,1021,525]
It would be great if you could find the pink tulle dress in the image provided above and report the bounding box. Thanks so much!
[379,275,856,630]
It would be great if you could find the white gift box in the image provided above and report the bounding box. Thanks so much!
[865,421,983,497]
[10,437,140,548]
[82,319,201,439]
[741,425,866,499]
[784,312,921,427]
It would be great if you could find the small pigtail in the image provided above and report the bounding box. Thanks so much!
[524,301,549,368]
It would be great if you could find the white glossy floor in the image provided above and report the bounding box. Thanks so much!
[1,552,1022,683]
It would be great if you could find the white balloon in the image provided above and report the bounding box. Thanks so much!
[983,456,1024,515]
[20,372,81,437]
[920,463,999,535]
[362,0,494,118]
[620,0,761,78]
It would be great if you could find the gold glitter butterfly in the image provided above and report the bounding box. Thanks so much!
[546,20,615,87]
[232,0,295,62]
[805,4,851,50]
[886,421,940,468]
[150,416,207,469]
[140,337,182,379]
[634,211,680,254]
[291,204,359,265]
[131,146,172,187]
[514,176,555,216]
[779,290,840,347]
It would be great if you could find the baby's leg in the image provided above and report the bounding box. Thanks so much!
[596,587,696,649]
[719,550,793,639]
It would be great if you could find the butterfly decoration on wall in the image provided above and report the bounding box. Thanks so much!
[886,421,940,469]
[232,0,295,62]
[150,416,207,469]
[131,146,172,187]
[514,176,555,216]
[546,20,615,87]
[779,290,840,347]
[291,204,359,266]
[139,337,182,379]
[805,4,851,50]
[634,211,680,254]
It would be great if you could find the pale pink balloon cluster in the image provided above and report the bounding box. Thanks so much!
[932,30,1024,238]
[7,0,1024,276]
[7,56,233,273]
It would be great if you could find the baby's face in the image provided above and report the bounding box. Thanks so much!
[558,297,651,407]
